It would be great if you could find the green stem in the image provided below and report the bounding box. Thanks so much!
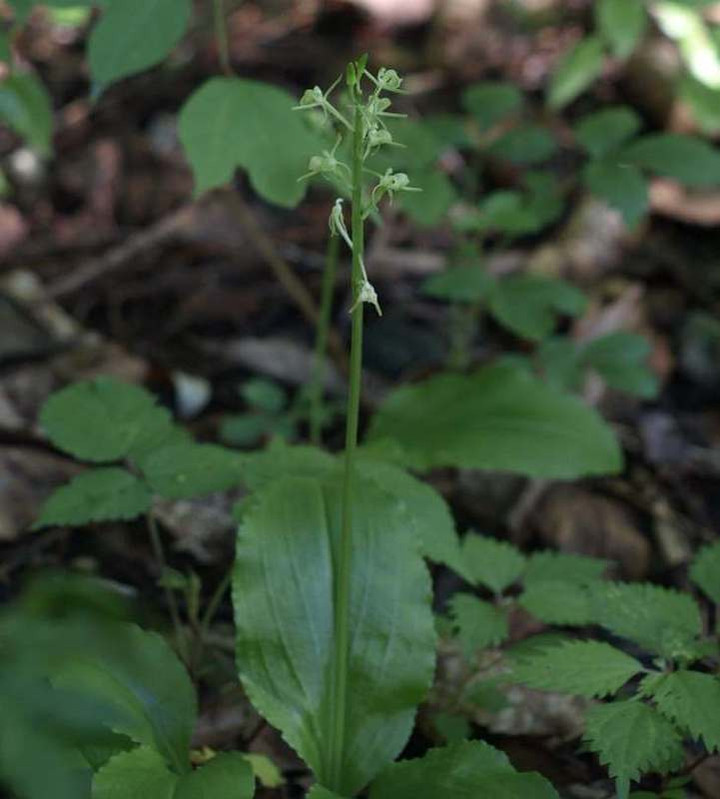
[328,99,365,791]
[146,513,189,664]
[310,232,340,445]
[213,0,232,76]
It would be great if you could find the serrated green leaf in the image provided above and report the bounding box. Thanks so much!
[369,740,559,799]
[141,443,245,499]
[488,124,557,165]
[510,640,644,697]
[232,474,435,796]
[523,551,609,586]
[175,753,255,798]
[0,72,53,153]
[461,82,523,131]
[622,133,720,187]
[400,168,456,227]
[92,746,177,799]
[519,580,595,625]
[179,77,320,206]
[422,264,493,303]
[40,378,166,463]
[584,701,685,792]
[690,541,720,604]
[596,0,647,59]
[449,594,508,657]
[53,624,196,774]
[88,0,191,89]
[574,107,642,157]
[488,275,588,341]
[647,670,720,752]
[581,332,659,397]
[548,36,605,109]
[588,582,703,660]
[367,364,623,478]
[35,468,151,528]
[583,160,649,228]
[461,534,526,594]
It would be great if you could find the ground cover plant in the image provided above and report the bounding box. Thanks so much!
[1,2,719,799]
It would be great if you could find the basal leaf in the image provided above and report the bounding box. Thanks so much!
[689,541,720,604]
[179,77,320,206]
[422,264,493,304]
[88,0,191,89]
[510,640,644,697]
[488,275,588,341]
[367,365,623,478]
[622,133,720,187]
[523,551,609,586]
[449,594,509,657]
[92,746,177,799]
[34,468,151,528]
[588,582,703,661]
[40,378,166,463]
[585,701,685,794]
[647,671,720,752]
[596,0,647,59]
[369,740,559,799]
[581,332,659,397]
[53,624,196,774]
[174,753,255,798]
[232,475,435,796]
[140,442,245,499]
[574,107,642,157]
[584,159,649,228]
[461,533,526,595]
[548,36,605,109]
[0,72,53,153]
[461,82,523,131]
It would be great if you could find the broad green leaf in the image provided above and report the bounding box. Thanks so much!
[585,701,685,795]
[88,0,191,89]
[34,468,151,528]
[0,30,10,63]
[0,72,53,153]
[307,788,346,799]
[93,746,177,799]
[241,378,287,413]
[243,753,283,788]
[488,275,588,341]
[369,741,559,799]
[537,337,584,391]
[367,365,623,478]
[523,551,609,586]
[583,160,649,228]
[646,670,720,751]
[581,332,659,398]
[588,582,703,660]
[690,540,720,604]
[379,117,444,171]
[574,107,642,157]
[488,124,557,165]
[449,594,508,657]
[40,378,167,463]
[140,442,245,498]
[548,36,605,109]
[433,712,471,743]
[523,170,565,229]
[680,76,720,135]
[240,442,336,490]
[422,265,493,303]
[400,169,456,227]
[622,133,720,187]
[461,534,526,594]
[423,113,470,148]
[596,0,647,59]
[473,191,543,235]
[461,82,523,131]
[175,753,255,798]
[510,640,644,697]
[53,624,196,774]
[179,77,320,206]
[519,580,594,625]
[232,475,435,795]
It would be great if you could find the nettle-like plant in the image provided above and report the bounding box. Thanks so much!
[435,535,720,799]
